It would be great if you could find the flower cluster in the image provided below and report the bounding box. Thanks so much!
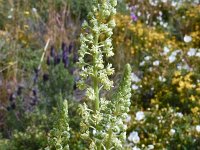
[46,100,70,150]
[77,0,132,149]
[126,106,200,149]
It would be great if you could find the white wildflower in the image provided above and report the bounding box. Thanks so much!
[168,50,180,63]
[126,115,131,123]
[93,129,97,135]
[128,131,140,143]
[132,146,141,150]
[144,56,151,61]
[147,144,154,150]
[153,60,160,66]
[196,52,200,57]
[171,50,181,56]
[32,8,37,12]
[158,76,166,82]
[171,1,177,7]
[136,111,145,121]
[187,48,196,56]
[196,125,200,133]
[132,84,139,90]
[163,46,170,55]
[163,22,168,28]
[184,35,192,43]
[7,15,12,19]
[131,73,141,83]
[169,129,176,135]
[137,12,141,17]
[161,0,167,3]
[139,61,145,66]
[175,112,183,118]
[182,63,191,71]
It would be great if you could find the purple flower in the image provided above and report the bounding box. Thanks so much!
[73,52,78,63]
[17,86,23,96]
[131,12,138,21]
[43,73,49,82]
[32,88,37,96]
[64,56,69,68]
[47,56,50,65]
[62,50,68,63]
[9,93,15,101]
[11,103,16,109]
[68,43,73,54]
[54,54,61,65]
[62,42,67,51]
[50,45,55,57]
[130,6,136,11]
[33,68,39,84]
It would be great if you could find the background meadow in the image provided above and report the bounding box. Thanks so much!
[0,0,200,149]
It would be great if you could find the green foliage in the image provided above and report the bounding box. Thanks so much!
[127,106,200,149]
[47,100,70,150]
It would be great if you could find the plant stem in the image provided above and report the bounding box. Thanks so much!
[93,34,100,111]
[106,125,113,149]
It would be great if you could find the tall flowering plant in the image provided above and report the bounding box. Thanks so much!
[77,0,132,149]
[46,0,132,149]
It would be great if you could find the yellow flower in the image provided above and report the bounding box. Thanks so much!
[174,71,181,77]
[24,25,29,30]
[24,11,30,15]
[191,107,199,114]
[196,88,200,93]
[189,95,195,102]
[179,81,185,88]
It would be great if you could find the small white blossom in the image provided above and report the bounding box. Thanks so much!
[184,35,192,43]
[147,144,154,150]
[32,8,37,12]
[158,76,166,82]
[126,115,131,123]
[131,73,141,83]
[171,1,177,7]
[132,146,141,150]
[93,129,97,135]
[171,49,181,56]
[153,60,160,66]
[161,0,167,3]
[182,63,191,71]
[196,52,200,57]
[187,48,196,56]
[139,61,145,66]
[196,125,200,133]
[7,15,12,19]
[163,22,168,28]
[132,84,139,90]
[175,112,183,118]
[169,129,176,135]
[149,67,153,72]
[144,56,151,61]
[163,46,170,55]
[128,131,140,143]
[136,111,145,121]
[168,55,176,63]
[137,12,141,16]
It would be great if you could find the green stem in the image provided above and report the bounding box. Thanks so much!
[106,126,113,149]
[93,34,100,111]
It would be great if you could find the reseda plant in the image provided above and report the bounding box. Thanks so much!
[77,0,132,149]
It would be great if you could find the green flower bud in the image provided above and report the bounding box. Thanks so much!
[108,19,116,28]
[110,0,117,7]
